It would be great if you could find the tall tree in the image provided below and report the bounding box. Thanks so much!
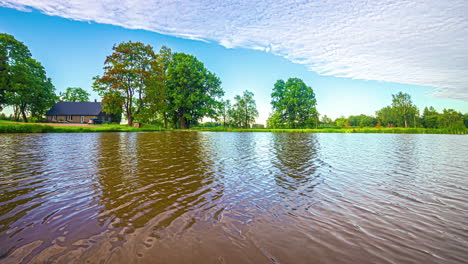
[140,46,172,126]
[376,106,397,127]
[166,53,223,129]
[94,41,156,126]
[7,58,56,122]
[59,87,90,102]
[231,90,258,128]
[0,33,33,111]
[218,99,232,127]
[391,92,418,128]
[0,47,8,110]
[422,106,439,128]
[437,109,464,129]
[270,78,317,128]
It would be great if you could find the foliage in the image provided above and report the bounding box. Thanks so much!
[59,87,90,102]
[6,58,56,122]
[93,41,156,126]
[166,53,223,129]
[0,33,56,121]
[335,116,348,128]
[217,99,232,127]
[267,111,283,129]
[422,106,439,128]
[348,114,377,127]
[437,109,465,129]
[270,78,318,128]
[139,46,173,125]
[320,115,333,125]
[230,90,259,128]
[390,92,418,128]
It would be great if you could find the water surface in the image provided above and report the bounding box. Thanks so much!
[0,132,467,263]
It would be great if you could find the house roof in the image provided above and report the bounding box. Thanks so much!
[46,102,103,116]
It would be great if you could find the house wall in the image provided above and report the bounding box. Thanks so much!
[47,115,98,123]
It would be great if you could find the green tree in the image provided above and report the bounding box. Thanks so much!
[267,111,283,128]
[166,53,223,129]
[6,58,56,122]
[271,78,318,128]
[335,116,348,128]
[0,33,33,111]
[437,109,464,129]
[139,46,173,126]
[391,92,418,128]
[218,99,232,127]
[231,90,259,128]
[422,106,439,128]
[320,115,332,125]
[0,47,8,110]
[376,106,397,127]
[59,87,90,102]
[94,41,156,126]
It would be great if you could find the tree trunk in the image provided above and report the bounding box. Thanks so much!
[180,116,187,129]
[21,110,28,123]
[127,113,133,126]
[404,119,408,128]
[163,113,167,129]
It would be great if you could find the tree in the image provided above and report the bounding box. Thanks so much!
[231,90,259,128]
[218,99,232,127]
[267,111,283,128]
[391,92,418,128]
[59,87,90,102]
[0,33,33,111]
[166,53,224,129]
[6,58,56,122]
[335,116,348,128]
[270,78,317,128]
[422,106,439,128]
[320,115,333,125]
[438,109,464,129]
[139,46,173,126]
[94,41,156,126]
[0,47,8,110]
[376,106,397,127]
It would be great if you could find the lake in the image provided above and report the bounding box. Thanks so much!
[0,132,467,263]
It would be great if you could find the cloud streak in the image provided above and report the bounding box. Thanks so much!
[2,0,468,100]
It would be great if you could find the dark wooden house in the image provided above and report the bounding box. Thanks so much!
[45,102,113,123]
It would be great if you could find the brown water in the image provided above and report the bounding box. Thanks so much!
[0,132,467,264]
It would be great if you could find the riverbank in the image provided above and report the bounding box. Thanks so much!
[0,120,164,133]
[190,127,468,134]
[1,121,466,134]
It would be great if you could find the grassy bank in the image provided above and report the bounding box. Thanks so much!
[1,121,467,134]
[191,126,468,134]
[0,120,165,133]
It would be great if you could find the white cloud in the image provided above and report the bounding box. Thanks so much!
[2,0,468,101]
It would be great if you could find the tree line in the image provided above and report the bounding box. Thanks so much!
[320,92,468,129]
[1,33,466,129]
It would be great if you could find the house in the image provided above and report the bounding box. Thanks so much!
[45,101,113,123]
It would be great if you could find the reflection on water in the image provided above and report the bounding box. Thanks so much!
[0,132,467,263]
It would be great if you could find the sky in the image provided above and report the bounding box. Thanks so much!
[0,1,467,124]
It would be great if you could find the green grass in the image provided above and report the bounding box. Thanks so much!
[1,120,466,134]
[0,120,165,133]
[190,126,468,134]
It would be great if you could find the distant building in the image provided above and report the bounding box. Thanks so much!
[45,102,113,123]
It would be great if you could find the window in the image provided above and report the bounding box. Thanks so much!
[52,115,56,121]
[80,116,84,123]
[66,115,73,121]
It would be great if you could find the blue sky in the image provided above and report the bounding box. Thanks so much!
[1,2,467,124]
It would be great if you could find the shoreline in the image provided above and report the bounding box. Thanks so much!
[0,121,467,134]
